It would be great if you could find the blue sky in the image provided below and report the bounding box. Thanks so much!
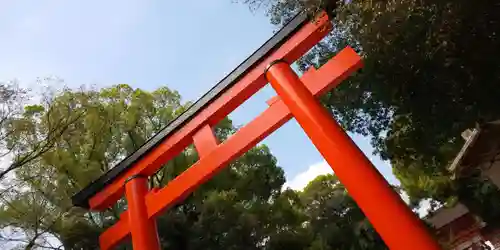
[0,0,397,189]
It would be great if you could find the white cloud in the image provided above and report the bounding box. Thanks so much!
[400,192,431,218]
[417,199,432,218]
[283,160,333,191]
[284,160,431,218]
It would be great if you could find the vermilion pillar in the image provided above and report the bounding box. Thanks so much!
[124,176,161,250]
[265,61,441,250]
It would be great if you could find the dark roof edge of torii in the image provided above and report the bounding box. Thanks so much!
[71,11,315,209]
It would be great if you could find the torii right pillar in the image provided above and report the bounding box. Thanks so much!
[265,60,441,250]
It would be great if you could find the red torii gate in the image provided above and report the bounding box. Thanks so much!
[72,11,441,250]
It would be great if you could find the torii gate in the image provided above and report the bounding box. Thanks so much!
[72,11,441,250]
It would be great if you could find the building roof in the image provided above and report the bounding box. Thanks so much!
[428,120,500,228]
[449,120,500,178]
[426,203,469,229]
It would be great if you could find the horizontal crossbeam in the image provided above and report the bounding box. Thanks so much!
[75,12,332,211]
[71,12,312,209]
[99,47,363,249]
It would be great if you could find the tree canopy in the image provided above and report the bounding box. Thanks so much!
[0,84,386,249]
[243,0,500,213]
[2,0,497,247]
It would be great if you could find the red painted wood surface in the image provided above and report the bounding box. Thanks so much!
[89,13,332,211]
[100,47,362,249]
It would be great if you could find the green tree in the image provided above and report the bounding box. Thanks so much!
[264,188,313,250]
[153,144,286,250]
[0,84,287,249]
[300,175,386,250]
[263,174,386,250]
[0,79,83,182]
[0,82,391,249]
[242,0,500,212]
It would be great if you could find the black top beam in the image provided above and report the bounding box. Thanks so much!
[72,11,310,208]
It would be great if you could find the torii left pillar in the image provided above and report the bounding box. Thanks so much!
[124,175,160,250]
